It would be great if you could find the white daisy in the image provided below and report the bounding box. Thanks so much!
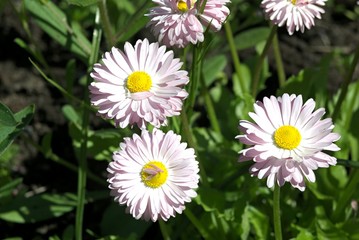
[261,0,327,35]
[236,93,340,191]
[89,39,189,129]
[107,129,200,221]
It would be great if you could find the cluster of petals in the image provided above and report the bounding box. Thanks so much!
[146,0,230,48]
[89,39,189,129]
[107,129,200,221]
[261,0,327,35]
[237,94,340,191]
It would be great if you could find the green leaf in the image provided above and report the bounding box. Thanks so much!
[117,16,148,43]
[0,178,22,199]
[0,103,17,127]
[62,105,81,125]
[195,186,226,212]
[315,206,348,239]
[66,0,99,6]
[202,55,227,86]
[0,193,77,223]
[0,105,35,156]
[240,205,269,240]
[24,0,91,61]
[234,27,270,51]
[100,203,151,238]
[278,53,333,101]
[69,122,122,161]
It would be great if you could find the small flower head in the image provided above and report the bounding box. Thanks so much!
[261,0,327,35]
[89,39,189,129]
[107,129,200,221]
[146,0,230,48]
[236,94,340,191]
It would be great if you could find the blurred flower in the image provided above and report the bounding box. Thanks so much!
[107,129,199,221]
[89,39,189,129]
[146,0,230,48]
[237,94,340,191]
[261,0,327,35]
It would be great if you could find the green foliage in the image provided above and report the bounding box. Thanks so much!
[0,103,34,156]
[2,0,359,239]
[24,0,92,62]
[0,193,77,223]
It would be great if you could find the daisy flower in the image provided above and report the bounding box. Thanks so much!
[107,129,200,221]
[89,39,189,129]
[146,0,230,48]
[261,0,327,35]
[236,94,340,191]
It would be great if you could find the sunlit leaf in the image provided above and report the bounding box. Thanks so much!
[24,0,91,61]
[0,102,17,127]
[203,55,227,86]
[66,0,99,6]
[0,193,76,223]
[234,27,270,51]
[0,105,35,156]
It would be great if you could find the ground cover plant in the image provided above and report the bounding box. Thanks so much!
[0,0,359,239]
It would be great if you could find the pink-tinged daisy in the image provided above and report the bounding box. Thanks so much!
[89,39,189,129]
[146,0,230,48]
[107,129,200,221]
[261,0,327,35]
[236,94,340,191]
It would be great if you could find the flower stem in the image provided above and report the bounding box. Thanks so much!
[273,184,283,240]
[186,45,201,115]
[337,159,359,168]
[159,220,171,240]
[252,25,278,97]
[184,208,210,239]
[332,44,359,122]
[75,9,102,240]
[332,169,359,222]
[98,0,115,47]
[22,135,105,186]
[272,32,286,87]
[199,76,221,135]
[224,21,246,94]
[180,110,209,187]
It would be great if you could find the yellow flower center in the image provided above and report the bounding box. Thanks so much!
[126,71,152,93]
[290,0,296,4]
[177,0,188,12]
[274,125,301,150]
[141,161,168,188]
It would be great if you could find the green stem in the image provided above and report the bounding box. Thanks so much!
[184,208,210,239]
[159,220,171,240]
[273,184,283,240]
[29,59,95,113]
[200,76,221,134]
[332,44,359,122]
[198,0,208,13]
[186,45,201,115]
[12,1,50,71]
[224,21,246,93]
[337,159,359,168]
[75,9,102,240]
[332,169,359,221]
[252,25,278,97]
[98,0,115,47]
[180,110,209,187]
[272,32,286,87]
[115,1,152,42]
[22,135,105,186]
